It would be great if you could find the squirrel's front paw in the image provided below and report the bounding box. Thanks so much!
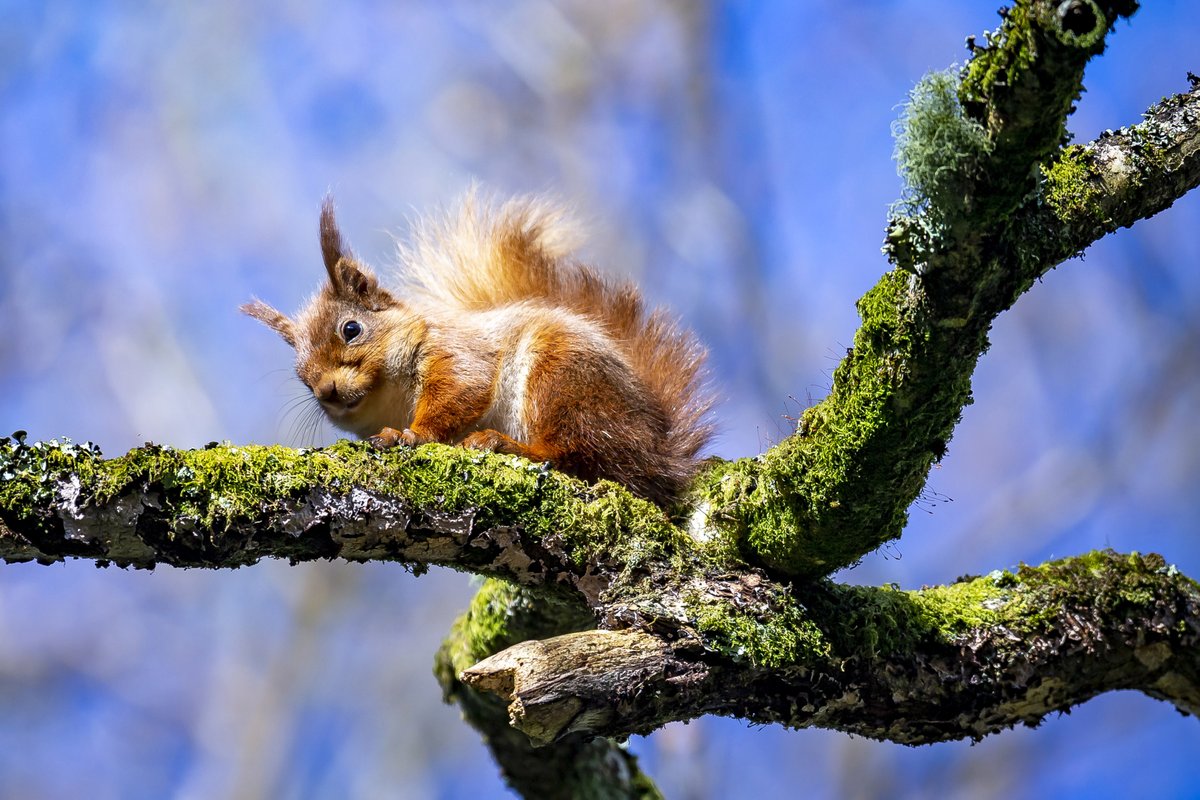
[369,427,436,449]
[367,427,407,449]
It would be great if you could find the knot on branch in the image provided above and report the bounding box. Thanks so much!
[1054,0,1105,47]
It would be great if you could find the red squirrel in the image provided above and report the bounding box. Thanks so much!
[242,194,712,505]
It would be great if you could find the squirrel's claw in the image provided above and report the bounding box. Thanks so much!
[367,427,406,449]
[368,427,435,449]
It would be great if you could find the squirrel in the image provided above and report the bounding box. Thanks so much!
[242,193,713,506]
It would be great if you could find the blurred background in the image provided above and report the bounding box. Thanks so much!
[1,1,1199,797]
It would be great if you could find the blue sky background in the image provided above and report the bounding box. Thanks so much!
[1,1,1199,797]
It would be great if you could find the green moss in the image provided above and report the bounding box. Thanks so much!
[1049,0,1106,48]
[714,267,972,578]
[679,266,976,579]
[907,574,1007,635]
[682,459,758,565]
[801,573,999,660]
[442,578,526,670]
[535,480,690,572]
[93,439,542,533]
[803,584,924,658]
[1010,550,1197,629]
[1041,144,1102,220]
[2,431,703,574]
[684,588,830,669]
[807,550,1199,667]
[960,2,1037,107]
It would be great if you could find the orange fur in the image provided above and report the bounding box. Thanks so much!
[243,193,713,506]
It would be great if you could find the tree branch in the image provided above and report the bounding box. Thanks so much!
[1033,82,1200,272]
[686,2,1200,581]
[463,551,1200,745]
[5,14,1195,594]
[0,435,681,794]
[0,435,693,589]
[9,437,1195,750]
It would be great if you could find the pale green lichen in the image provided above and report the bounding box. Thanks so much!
[893,67,993,218]
[1125,102,1186,177]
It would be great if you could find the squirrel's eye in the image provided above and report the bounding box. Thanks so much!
[341,320,362,342]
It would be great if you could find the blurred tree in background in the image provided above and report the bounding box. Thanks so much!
[1,1,1199,798]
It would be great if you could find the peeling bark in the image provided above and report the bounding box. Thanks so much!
[434,580,662,800]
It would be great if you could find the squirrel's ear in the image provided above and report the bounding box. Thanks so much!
[241,300,297,347]
[320,197,395,310]
[335,262,395,311]
[336,260,376,297]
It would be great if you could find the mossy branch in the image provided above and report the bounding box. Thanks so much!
[463,551,1200,745]
[0,433,670,796]
[7,438,1195,750]
[1032,83,1200,270]
[687,2,1199,580]
[0,434,698,582]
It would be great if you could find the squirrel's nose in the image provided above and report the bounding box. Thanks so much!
[314,379,340,403]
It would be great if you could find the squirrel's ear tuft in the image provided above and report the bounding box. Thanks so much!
[241,300,297,347]
[320,197,347,282]
[319,196,355,293]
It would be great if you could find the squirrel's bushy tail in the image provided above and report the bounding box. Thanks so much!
[399,191,714,499]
